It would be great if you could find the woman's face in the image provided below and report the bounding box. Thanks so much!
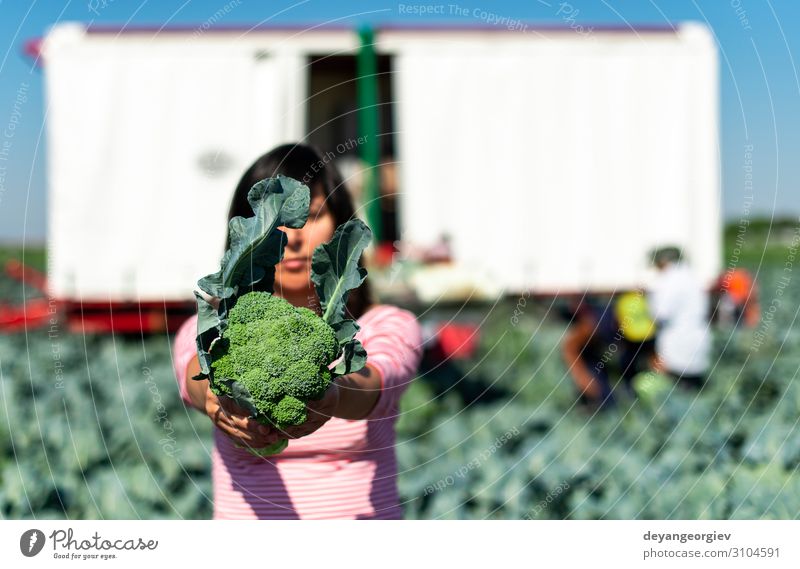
[274,187,335,294]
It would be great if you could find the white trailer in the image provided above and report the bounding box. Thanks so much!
[38,22,719,323]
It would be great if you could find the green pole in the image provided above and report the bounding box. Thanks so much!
[356,25,382,242]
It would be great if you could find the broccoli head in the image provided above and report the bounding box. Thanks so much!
[210,291,339,431]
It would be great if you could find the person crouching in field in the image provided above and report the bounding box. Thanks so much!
[172,143,423,519]
[561,292,657,410]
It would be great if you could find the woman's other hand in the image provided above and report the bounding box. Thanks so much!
[204,384,280,449]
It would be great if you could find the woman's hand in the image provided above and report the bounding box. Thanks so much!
[278,380,340,440]
[203,384,280,449]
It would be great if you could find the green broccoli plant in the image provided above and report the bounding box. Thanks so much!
[192,176,372,456]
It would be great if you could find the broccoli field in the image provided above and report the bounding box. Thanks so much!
[1,221,799,519]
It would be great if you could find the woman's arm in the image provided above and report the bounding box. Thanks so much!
[331,363,382,420]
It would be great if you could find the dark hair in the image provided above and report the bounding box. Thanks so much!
[650,246,683,267]
[227,143,373,320]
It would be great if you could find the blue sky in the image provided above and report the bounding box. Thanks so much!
[0,0,797,242]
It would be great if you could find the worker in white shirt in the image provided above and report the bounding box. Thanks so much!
[647,247,711,389]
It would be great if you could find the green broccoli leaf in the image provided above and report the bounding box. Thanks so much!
[228,380,259,417]
[198,176,310,301]
[333,338,367,375]
[329,320,367,375]
[311,218,372,326]
[332,319,360,346]
[193,292,219,378]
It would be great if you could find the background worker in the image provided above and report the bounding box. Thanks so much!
[561,292,657,410]
[714,267,760,328]
[648,246,712,389]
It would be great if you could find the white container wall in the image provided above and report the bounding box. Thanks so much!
[393,24,720,294]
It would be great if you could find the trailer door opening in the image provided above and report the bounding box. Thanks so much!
[305,53,398,249]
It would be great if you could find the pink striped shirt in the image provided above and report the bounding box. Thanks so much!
[172,304,423,519]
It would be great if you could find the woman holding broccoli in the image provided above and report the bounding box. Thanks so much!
[172,144,422,519]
